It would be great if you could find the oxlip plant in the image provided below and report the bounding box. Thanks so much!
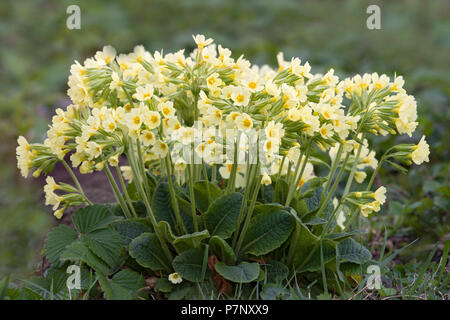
[16,35,430,299]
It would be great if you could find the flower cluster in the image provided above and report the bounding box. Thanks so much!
[16,35,430,221]
[347,186,387,217]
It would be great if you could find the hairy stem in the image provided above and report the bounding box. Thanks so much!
[61,159,93,205]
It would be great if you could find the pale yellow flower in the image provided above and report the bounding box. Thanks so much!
[236,113,253,132]
[261,172,272,186]
[192,34,213,50]
[372,186,386,204]
[168,272,183,284]
[411,136,430,165]
[134,84,154,102]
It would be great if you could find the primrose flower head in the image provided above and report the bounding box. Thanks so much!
[372,186,387,204]
[411,136,430,165]
[168,272,183,284]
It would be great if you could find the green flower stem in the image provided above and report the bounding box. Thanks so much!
[135,140,151,197]
[273,155,286,203]
[165,155,186,234]
[122,86,135,108]
[126,146,174,263]
[366,157,384,191]
[325,143,343,193]
[315,152,351,219]
[187,162,199,232]
[202,160,211,204]
[211,164,217,183]
[285,141,312,207]
[342,133,365,197]
[286,231,299,268]
[285,148,304,205]
[61,159,93,205]
[227,132,241,194]
[235,166,261,256]
[345,156,384,229]
[232,162,256,248]
[104,163,132,219]
[115,165,137,218]
[296,195,347,271]
[321,196,345,237]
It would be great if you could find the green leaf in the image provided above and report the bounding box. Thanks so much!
[44,225,78,266]
[261,185,274,203]
[177,196,195,233]
[299,177,327,200]
[203,192,243,239]
[172,230,210,252]
[241,210,295,256]
[113,219,153,247]
[125,181,139,201]
[167,282,194,300]
[260,283,292,300]
[254,203,285,215]
[155,278,174,293]
[313,201,335,234]
[273,179,288,203]
[291,222,336,272]
[215,262,260,283]
[325,230,364,241]
[61,242,110,275]
[73,205,123,234]
[209,236,236,264]
[262,261,289,283]
[151,181,176,230]
[129,233,171,271]
[300,240,336,272]
[194,180,222,213]
[338,238,372,264]
[302,182,323,212]
[97,269,146,300]
[290,198,309,217]
[156,221,176,243]
[172,248,206,282]
[82,229,124,267]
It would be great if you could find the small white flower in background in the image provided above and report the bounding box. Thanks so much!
[168,272,183,284]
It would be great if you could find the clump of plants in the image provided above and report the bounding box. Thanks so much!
[15,35,430,299]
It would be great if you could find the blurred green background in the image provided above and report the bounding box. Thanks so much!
[0,0,449,278]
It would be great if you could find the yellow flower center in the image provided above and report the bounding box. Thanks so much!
[243,118,251,128]
[151,115,159,124]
